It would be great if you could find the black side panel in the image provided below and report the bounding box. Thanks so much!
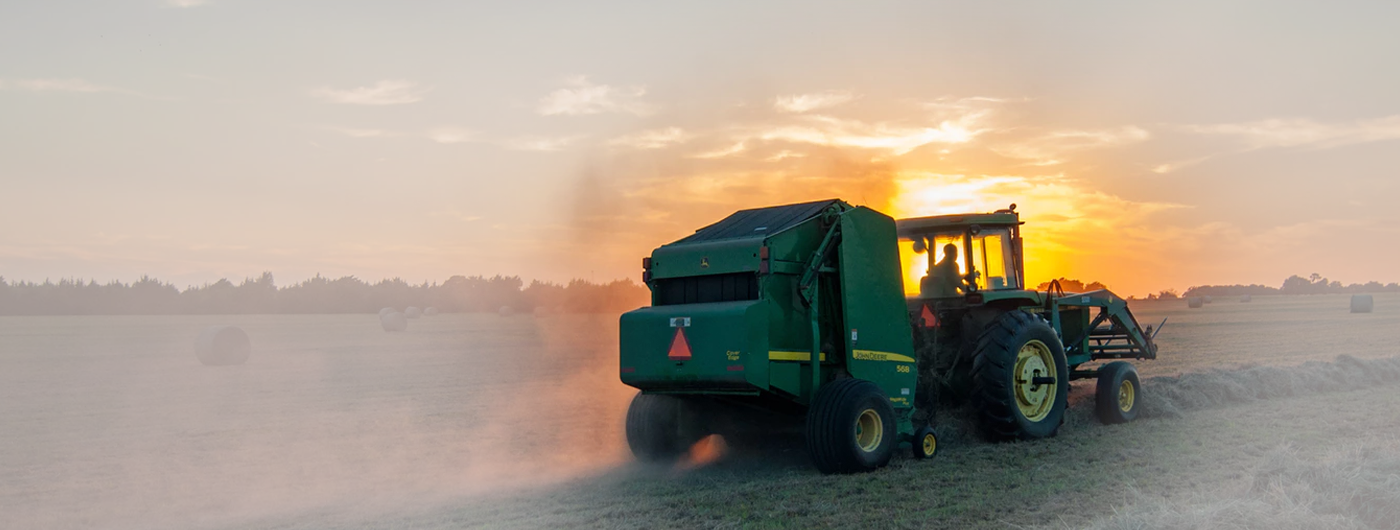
[654,273,760,305]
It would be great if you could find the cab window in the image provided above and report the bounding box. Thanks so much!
[970,229,1018,290]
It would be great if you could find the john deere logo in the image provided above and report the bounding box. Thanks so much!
[700,257,710,268]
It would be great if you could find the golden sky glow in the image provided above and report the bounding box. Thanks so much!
[888,172,1181,294]
[3,3,1400,296]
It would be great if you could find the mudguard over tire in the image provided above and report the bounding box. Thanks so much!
[1095,361,1141,424]
[625,393,699,462]
[805,378,897,474]
[970,310,1070,441]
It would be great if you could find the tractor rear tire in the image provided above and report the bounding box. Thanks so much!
[1095,361,1141,424]
[625,392,696,462]
[806,378,896,474]
[912,425,938,459]
[969,310,1069,441]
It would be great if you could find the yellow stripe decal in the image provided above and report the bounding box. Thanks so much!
[852,350,917,363]
[768,351,827,362]
[768,351,912,363]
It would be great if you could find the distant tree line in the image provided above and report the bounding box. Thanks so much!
[1035,278,1109,293]
[0,273,650,316]
[1034,274,1398,301]
[1037,278,1178,301]
[1182,273,1399,298]
[1140,289,1180,300]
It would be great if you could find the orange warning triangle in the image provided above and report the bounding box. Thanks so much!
[668,328,693,360]
[920,305,940,328]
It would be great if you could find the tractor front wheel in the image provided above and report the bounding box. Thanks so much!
[1095,361,1141,424]
[806,378,896,474]
[625,392,699,462]
[969,310,1070,441]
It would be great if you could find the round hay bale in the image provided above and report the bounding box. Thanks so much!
[498,305,514,316]
[1351,294,1374,314]
[379,307,396,317]
[404,306,422,319]
[1187,297,1204,309]
[195,326,251,366]
[380,311,408,332]
[1203,295,1213,304]
[533,306,550,317]
[423,307,438,316]
[1240,294,1252,303]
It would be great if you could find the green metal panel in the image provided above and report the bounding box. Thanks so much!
[764,219,825,262]
[836,207,918,410]
[650,239,760,279]
[760,272,812,357]
[619,300,769,392]
[1053,289,1159,363]
[978,289,1043,306]
[766,361,803,397]
[1057,305,1092,366]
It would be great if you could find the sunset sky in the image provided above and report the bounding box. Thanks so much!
[3,1,1398,296]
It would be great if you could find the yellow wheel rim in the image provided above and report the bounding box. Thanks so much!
[1013,340,1057,422]
[855,409,883,452]
[922,433,937,456]
[1118,379,1136,413]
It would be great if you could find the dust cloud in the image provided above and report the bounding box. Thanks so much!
[559,148,903,279]
[0,313,638,530]
[541,87,968,281]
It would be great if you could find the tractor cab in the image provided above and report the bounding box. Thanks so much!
[896,204,1026,301]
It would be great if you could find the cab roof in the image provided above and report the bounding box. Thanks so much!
[896,210,1021,238]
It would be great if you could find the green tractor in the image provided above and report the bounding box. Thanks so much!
[619,199,1159,474]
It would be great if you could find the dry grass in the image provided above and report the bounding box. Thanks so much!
[3,294,1400,529]
[1080,444,1400,530]
[360,355,1400,530]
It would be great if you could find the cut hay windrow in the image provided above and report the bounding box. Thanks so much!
[1139,355,1400,419]
[1081,444,1400,530]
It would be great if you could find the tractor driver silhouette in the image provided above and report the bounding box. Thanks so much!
[921,243,967,297]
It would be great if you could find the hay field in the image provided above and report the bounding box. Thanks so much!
[0,313,635,529]
[1,293,1397,529]
[1128,293,1400,376]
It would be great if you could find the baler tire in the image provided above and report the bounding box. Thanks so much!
[805,378,896,474]
[912,425,938,459]
[625,392,689,462]
[1095,361,1141,424]
[969,310,1069,441]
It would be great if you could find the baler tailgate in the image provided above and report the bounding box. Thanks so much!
[619,300,769,393]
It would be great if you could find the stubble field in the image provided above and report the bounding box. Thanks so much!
[1,293,1397,529]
